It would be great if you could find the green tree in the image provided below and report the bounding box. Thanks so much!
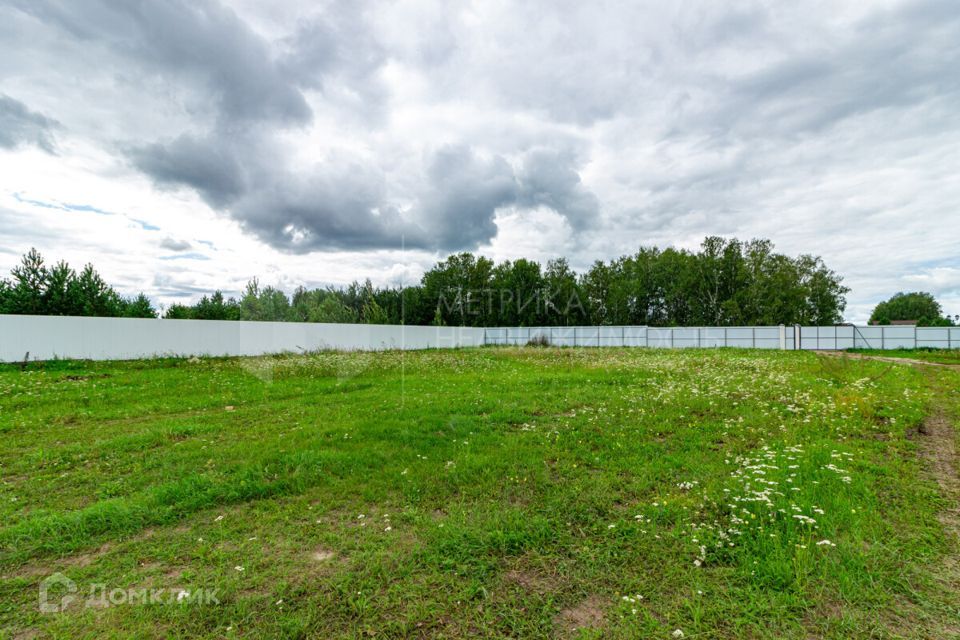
[421,253,494,326]
[0,278,11,314]
[194,291,240,320]
[9,247,48,314]
[653,248,696,325]
[581,260,616,325]
[122,293,158,318]
[72,264,123,317]
[311,296,358,323]
[795,255,848,325]
[543,258,586,325]
[870,292,953,326]
[490,259,545,326]
[164,303,194,319]
[42,260,79,315]
[359,280,390,324]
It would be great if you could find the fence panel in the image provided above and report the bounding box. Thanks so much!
[800,326,819,350]
[506,327,529,346]
[883,326,915,349]
[573,326,598,347]
[817,326,837,350]
[551,327,576,347]
[752,326,782,349]
[646,328,671,348]
[670,328,699,348]
[834,325,855,350]
[598,326,623,347]
[484,327,506,345]
[623,326,647,347]
[853,326,882,349]
[725,327,755,348]
[917,327,950,348]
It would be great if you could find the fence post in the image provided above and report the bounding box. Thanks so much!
[778,325,785,350]
[622,325,625,348]
[881,326,885,350]
[914,325,917,350]
[670,327,674,349]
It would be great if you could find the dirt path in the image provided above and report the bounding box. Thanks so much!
[831,351,959,519]
[917,387,960,638]
[836,352,960,635]
[820,351,960,369]
[918,408,960,534]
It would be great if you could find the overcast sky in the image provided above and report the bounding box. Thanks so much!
[1,0,958,322]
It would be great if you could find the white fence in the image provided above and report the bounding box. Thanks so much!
[484,326,792,348]
[484,325,960,350]
[797,324,960,350]
[0,315,485,362]
[2,316,958,363]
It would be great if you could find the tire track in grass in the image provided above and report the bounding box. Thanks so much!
[914,396,960,639]
[825,352,960,636]
[823,351,960,370]
[0,447,372,566]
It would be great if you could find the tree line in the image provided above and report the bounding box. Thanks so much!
[0,248,156,318]
[1,237,853,326]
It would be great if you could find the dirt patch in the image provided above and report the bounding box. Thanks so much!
[311,548,336,562]
[915,406,960,637]
[60,373,112,382]
[553,595,606,639]
[917,410,960,535]
[12,543,113,579]
[502,568,556,594]
[61,543,112,568]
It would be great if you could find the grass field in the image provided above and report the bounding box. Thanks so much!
[1,348,958,639]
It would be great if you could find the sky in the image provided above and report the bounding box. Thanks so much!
[0,0,958,323]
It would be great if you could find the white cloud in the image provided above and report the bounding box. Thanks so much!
[0,0,959,321]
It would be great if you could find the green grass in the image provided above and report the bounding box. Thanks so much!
[849,348,960,366]
[1,348,958,638]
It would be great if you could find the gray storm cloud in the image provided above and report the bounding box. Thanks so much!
[1,0,959,317]
[9,0,598,251]
[0,95,59,153]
